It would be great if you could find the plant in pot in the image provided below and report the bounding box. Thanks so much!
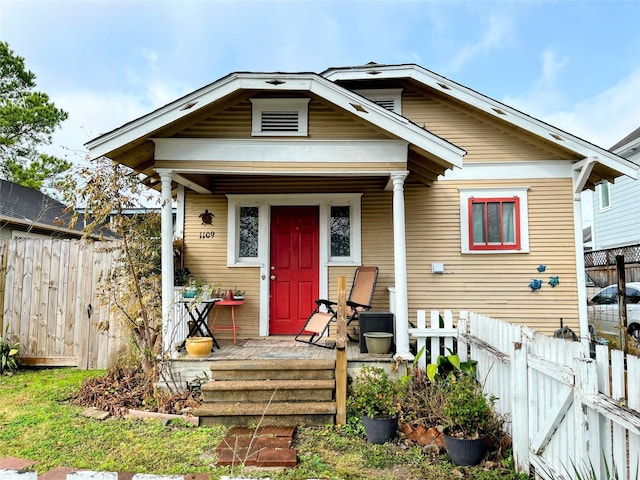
[441,371,497,466]
[348,365,403,444]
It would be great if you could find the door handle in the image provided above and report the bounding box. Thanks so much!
[270,275,276,280]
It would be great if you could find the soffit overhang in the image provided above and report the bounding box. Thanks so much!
[84,72,466,189]
[322,63,638,190]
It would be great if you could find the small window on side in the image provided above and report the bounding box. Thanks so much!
[330,206,351,257]
[598,181,611,210]
[239,206,259,258]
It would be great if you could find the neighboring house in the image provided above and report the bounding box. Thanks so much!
[84,62,637,358]
[0,179,84,239]
[588,127,640,250]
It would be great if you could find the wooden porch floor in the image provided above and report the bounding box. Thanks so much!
[165,336,395,389]
[179,336,394,361]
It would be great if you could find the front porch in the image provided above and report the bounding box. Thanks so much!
[164,336,396,390]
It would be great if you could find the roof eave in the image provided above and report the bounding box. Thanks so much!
[85,71,465,170]
[323,63,637,179]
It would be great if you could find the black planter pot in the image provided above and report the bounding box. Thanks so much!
[443,429,488,466]
[362,416,398,444]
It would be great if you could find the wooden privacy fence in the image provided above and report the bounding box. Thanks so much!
[410,309,640,479]
[0,238,129,369]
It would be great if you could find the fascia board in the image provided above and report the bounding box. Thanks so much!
[86,71,465,169]
[324,65,638,178]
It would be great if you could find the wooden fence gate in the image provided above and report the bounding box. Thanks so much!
[0,238,129,369]
[411,309,640,479]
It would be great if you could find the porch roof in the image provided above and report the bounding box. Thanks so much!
[323,63,639,190]
[85,71,467,189]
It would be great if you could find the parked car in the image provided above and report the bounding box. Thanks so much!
[587,282,640,345]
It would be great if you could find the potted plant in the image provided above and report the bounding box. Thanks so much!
[441,371,497,466]
[348,366,403,444]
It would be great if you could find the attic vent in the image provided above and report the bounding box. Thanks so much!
[250,98,310,136]
[180,102,197,111]
[372,99,395,111]
[353,88,403,114]
[261,111,299,131]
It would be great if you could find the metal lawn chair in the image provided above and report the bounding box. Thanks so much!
[295,266,379,347]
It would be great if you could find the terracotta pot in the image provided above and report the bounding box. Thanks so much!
[185,337,213,357]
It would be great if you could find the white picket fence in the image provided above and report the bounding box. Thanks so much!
[410,309,640,480]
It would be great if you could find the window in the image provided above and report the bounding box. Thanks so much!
[469,197,520,250]
[227,194,361,266]
[239,207,259,258]
[330,206,351,257]
[598,181,611,210]
[460,188,529,254]
[249,98,310,137]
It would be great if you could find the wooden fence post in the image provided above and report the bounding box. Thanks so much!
[511,341,530,473]
[335,275,347,425]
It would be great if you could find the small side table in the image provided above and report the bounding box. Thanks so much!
[211,299,244,344]
[178,298,220,351]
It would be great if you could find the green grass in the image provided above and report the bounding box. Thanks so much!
[0,368,530,479]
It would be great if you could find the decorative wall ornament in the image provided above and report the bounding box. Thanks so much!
[537,264,547,273]
[548,276,560,287]
[199,209,214,225]
[529,279,543,291]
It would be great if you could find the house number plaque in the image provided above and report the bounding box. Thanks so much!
[199,231,215,239]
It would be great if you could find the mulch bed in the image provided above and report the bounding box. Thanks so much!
[74,365,202,416]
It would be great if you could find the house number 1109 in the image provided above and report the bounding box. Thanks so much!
[199,231,215,239]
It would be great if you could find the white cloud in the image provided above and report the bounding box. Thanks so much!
[543,68,640,149]
[445,14,514,72]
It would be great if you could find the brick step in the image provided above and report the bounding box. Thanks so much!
[201,379,335,402]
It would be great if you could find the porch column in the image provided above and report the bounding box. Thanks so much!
[391,171,413,361]
[158,170,176,356]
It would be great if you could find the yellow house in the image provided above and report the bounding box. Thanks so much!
[85,62,637,359]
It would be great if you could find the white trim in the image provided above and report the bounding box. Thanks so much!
[249,98,310,136]
[152,138,408,164]
[323,64,638,180]
[440,161,573,181]
[87,72,465,170]
[226,193,362,336]
[459,187,530,254]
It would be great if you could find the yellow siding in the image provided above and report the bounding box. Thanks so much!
[404,178,579,334]
[402,88,578,163]
[177,97,389,140]
[182,193,261,340]
[154,160,405,175]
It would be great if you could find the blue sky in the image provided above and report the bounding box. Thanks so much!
[1,0,639,166]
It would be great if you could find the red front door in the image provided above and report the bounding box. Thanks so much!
[269,206,320,335]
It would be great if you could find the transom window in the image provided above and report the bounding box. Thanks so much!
[459,188,529,254]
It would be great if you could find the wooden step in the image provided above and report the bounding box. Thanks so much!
[198,358,337,426]
[201,379,335,402]
[195,401,337,427]
[208,359,335,380]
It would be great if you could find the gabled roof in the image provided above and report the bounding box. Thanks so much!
[85,62,637,191]
[610,126,640,157]
[86,71,466,172]
[0,179,84,238]
[323,63,638,184]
